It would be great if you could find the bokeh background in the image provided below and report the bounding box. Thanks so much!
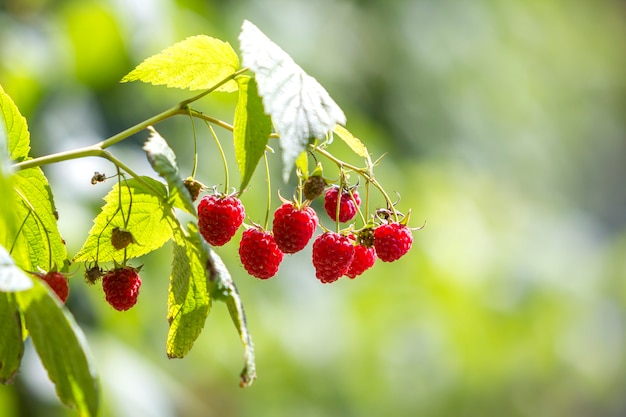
[2,0,626,416]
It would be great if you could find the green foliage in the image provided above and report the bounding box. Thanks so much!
[0,293,23,383]
[333,125,369,159]
[234,75,272,191]
[166,224,212,359]
[15,280,99,417]
[120,35,240,92]
[143,127,196,215]
[0,85,30,163]
[73,177,174,264]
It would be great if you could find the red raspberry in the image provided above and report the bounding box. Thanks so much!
[345,244,376,278]
[102,267,141,311]
[272,202,318,254]
[312,232,355,283]
[198,194,245,246]
[324,186,361,223]
[374,222,413,262]
[239,228,284,279]
[39,271,69,303]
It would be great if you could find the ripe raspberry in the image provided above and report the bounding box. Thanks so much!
[239,228,284,279]
[198,194,245,246]
[374,222,413,262]
[345,244,376,278]
[39,272,69,303]
[102,267,141,311]
[111,227,135,250]
[312,232,355,283]
[272,202,318,254]
[302,175,326,201]
[323,186,361,223]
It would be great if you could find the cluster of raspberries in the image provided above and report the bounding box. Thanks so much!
[197,183,414,284]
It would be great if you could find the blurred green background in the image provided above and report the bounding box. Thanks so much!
[2,0,626,416]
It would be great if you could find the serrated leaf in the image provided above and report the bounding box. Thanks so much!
[333,125,369,159]
[73,177,174,264]
[239,20,346,182]
[0,292,23,383]
[295,151,308,177]
[208,248,256,387]
[0,245,33,292]
[143,127,195,215]
[166,223,211,359]
[121,35,240,92]
[234,76,272,191]
[0,84,30,163]
[16,280,99,417]
[12,168,68,271]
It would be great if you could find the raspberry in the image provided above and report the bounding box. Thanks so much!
[198,194,245,246]
[111,227,135,250]
[39,271,69,303]
[272,202,318,254]
[323,186,361,223]
[102,267,142,311]
[302,175,326,201]
[239,228,284,279]
[312,232,355,283]
[183,177,203,202]
[345,244,376,278]
[374,222,413,262]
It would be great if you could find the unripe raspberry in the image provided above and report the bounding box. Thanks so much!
[312,232,355,283]
[239,228,284,279]
[324,186,361,223]
[39,271,69,303]
[272,202,318,254]
[183,177,203,202]
[198,194,245,246]
[102,267,142,311]
[111,227,135,250]
[302,175,326,201]
[374,222,413,262]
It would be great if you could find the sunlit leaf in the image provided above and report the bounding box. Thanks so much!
[0,245,32,292]
[121,35,240,92]
[16,280,99,417]
[0,84,30,163]
[166,223,211,359]
[234,76,272,191]
[73,177,174,264]
[239,20,346,182]
[0,292,23,383]
[333,125,369,159]
[295,151,308,178]
[143,127,195,215]
[208,248,256,387]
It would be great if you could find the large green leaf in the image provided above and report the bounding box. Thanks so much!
[13,168,68,271]
[234,76,272,191]
[16,280,99,417]
[208,248,256,387]
[73,177,174,264]
[166,223,211,359]
[0,292,24,383]
[143,127,195,215]
[239,20,346,182]
[0,84,30,163]
[121,35,240,92]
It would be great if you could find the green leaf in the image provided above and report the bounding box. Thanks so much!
[0,84,30,163]
[0,244,33,292]
[234,76,272,191]
[166,223,212,359]
[333,125,369,159]
[239,20,346,182]
[12,168,68,271]
[208,248,256,387]
[295,151,308,178]
[143,127,195,215]
[73,177,174,264]
[121,35,240,93]
[0,292,24,384]
[16,280,99,417]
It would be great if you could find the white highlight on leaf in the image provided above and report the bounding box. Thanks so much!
[239,20,346,181]
[0,245,32,292]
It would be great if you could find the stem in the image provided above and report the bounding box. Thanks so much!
[263,151,271,230]
[205,122,229,193]
[187,109,199,178]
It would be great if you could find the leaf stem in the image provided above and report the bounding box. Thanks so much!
[205,123,229,194]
